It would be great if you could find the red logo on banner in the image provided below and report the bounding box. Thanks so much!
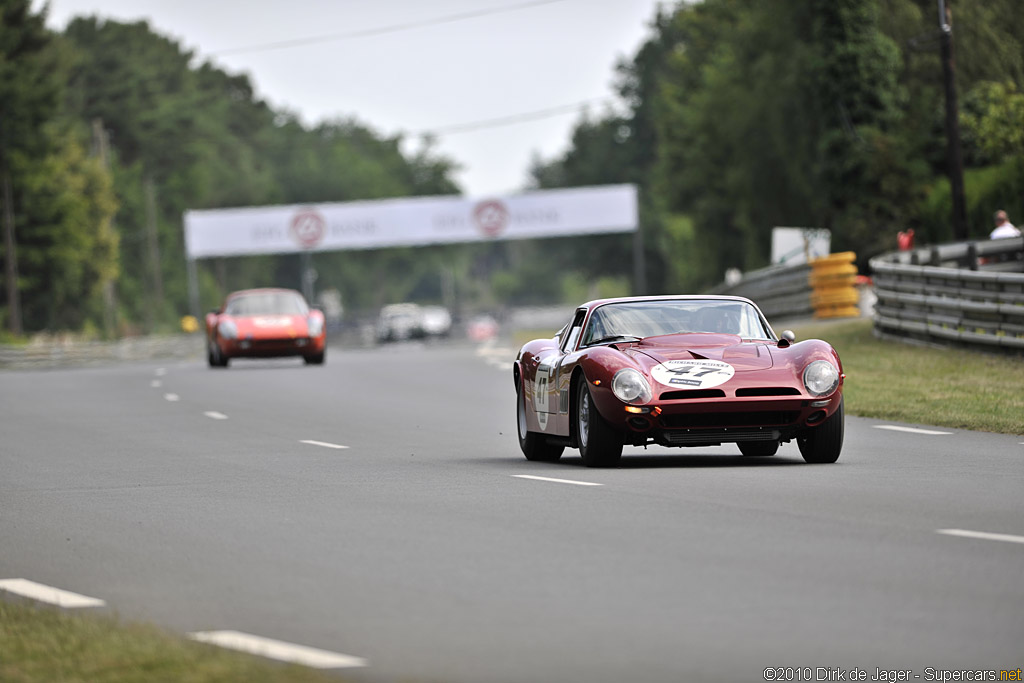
[290,210,326,249]
[473,200,509,238]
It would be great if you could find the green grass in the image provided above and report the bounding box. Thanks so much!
[791,318,1024,434]
[0,601,354,683]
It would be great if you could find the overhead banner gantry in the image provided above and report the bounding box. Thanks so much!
[183,184,639,314]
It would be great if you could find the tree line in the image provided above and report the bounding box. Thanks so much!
[1,0,1022,337]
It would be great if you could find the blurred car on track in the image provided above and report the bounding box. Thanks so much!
[376,303,424,342]
[514,295,844,467]
[420,305,453,339]
[205,288,326,368]
[466,314,499,342]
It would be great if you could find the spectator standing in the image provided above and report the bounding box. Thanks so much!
[989,210,1021,239]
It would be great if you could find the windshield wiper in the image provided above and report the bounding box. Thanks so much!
[586,334,642,347]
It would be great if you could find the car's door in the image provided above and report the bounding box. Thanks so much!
[529,308,586,436]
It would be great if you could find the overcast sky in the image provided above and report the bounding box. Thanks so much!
[35,0,666,199]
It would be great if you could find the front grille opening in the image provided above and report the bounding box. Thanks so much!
[660,411,799,428]
[734,387,801,397]
[660,389,726,400]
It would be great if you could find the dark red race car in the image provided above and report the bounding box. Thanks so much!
[205,288,326,368]
[514,295,844,467]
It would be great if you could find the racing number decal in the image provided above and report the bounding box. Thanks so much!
[650,359,735,389]
[534,364,555,430]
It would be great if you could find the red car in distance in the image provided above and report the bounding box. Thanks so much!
[515,295,844,467]
[205,288,326,368]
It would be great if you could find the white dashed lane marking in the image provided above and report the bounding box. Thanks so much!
[188,631,367,669]
[936,529,1024,545]
[164,393,180,402]
[0,579,105,608]
[154,368,167,376]
[204,411,228,420]
[512,475,603,487]
[300,440,349,450]
[151,380,162,388]
[873,425,952,435]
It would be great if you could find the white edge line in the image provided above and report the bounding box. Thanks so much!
[0,578,106,608]
[204,411,228,420]
[874,425,952,435]
[936,529,1024,545]
[300,440,349,450]
[513,474,602,487]
[188,630,367,669]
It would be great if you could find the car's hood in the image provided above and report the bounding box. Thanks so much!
[233,314,309,339]
[628,333,774,371]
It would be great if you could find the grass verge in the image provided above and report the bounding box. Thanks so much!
[0,600,354,683]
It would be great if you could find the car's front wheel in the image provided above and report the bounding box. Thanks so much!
[207,341,229,368]
[304,350,326,365]
[517,381,563,462]
[797,397,844,463]
[576,380,622,467]
[738,441,779,457]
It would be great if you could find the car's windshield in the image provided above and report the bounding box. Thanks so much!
[226,292,308,316]
[580,299,772,346]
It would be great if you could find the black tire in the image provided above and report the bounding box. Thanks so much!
[517,381,563,462]
[738,441,779,457]
[576,379,622,467]
[208,341,229,368]
[304,350,326,365]
[797,397,844,463]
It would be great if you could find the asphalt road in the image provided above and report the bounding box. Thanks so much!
[1,340,1022,683]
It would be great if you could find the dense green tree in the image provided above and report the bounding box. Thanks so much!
[0,0,63,334]
[1,0,119,336]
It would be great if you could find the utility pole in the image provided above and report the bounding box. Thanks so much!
[1,166,21,336]
[92,119,117,338]
[144,174,164,331]
[938,0,968,241]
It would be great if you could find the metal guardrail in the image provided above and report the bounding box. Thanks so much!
[869,236,1024,352]
[0,335,202,370]
[709,261,814,320]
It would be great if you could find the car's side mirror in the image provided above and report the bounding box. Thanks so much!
[778,330,796,348]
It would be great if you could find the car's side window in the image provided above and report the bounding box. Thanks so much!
[561,310,587,353]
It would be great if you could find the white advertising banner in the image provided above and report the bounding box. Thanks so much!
[184,184,638,259]
[770,227,831,265]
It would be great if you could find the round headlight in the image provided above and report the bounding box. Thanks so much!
[612,368,652,404]
[218,319,238,340]
[803,360,839,397]
[307,315,324,338]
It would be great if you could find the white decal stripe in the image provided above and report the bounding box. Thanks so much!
[0,579,105,608]
[936,529,1024,545]
[512,475,602,487]
[873,425,952,435]
[300,440,349,450]
[188,631,367,669]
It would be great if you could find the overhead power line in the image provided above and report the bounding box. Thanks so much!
[419,97,615,136]
[209,0,569,56]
